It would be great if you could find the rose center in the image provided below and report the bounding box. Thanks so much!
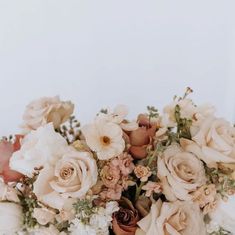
[101,136,111,146]
[60,167,74,180]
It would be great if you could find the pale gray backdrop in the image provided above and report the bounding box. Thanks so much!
[0,0,235,135]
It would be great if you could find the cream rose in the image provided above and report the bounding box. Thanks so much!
[0,202,23,234]
[157,144,206,201]
[33,149,98,210]
[22,96,74,132]
[183,117,235,167]
[136,199,206,235]
[10,123,68,177]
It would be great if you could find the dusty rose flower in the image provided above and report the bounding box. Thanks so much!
[126,114,158,159]
[112,197,139,235]
[157,144,206,201]
[100,164,120,189]
[111,153,135,176]
[101,184,123,200]
[142,181,162,197]
[0,136,23,183]
[136,199,206,235]
[192,184,217,209]
[134,165,151,182]
[22,96,74,132]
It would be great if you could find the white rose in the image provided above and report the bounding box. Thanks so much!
[22,96,74,132]
[32,207,55,225]
[136,199,206,235]
[10,124,68,177]
[157,144,206,201]
[0,202,23,234]
[183,117,235,167]
[209,196,235,234]
[33,149,98,210]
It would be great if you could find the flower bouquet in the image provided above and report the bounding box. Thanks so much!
[1,88,235,235]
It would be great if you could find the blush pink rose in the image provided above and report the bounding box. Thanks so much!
[0,136,23,183]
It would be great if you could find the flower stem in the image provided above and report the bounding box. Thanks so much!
[134,148,158,201]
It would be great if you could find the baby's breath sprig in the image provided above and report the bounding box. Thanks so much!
[73,198,97,224]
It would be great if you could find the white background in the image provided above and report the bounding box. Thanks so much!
[0,0,235,135]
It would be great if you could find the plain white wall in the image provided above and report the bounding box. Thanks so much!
[0,0,235,135]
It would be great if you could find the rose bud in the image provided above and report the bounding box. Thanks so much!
[0,135,24,183]
[127,114,158,159]
[112,197,139,235]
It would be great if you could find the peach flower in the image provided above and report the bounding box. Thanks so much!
[100,164,121,189]
[111,153,135,176]
[134,165,151,182]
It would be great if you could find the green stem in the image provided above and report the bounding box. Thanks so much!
[134,148,158,201]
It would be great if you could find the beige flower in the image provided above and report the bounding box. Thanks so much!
[22,96,74,132]
[33,208,55,225]
[33,149,98,210]
[134,165,151,182]
[163,98,214,127]
[136,199,206,235]
[82,120,125,160]
[182,117,235,167]
[157,144,206,201]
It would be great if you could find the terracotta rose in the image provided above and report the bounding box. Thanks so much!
[112,197,139,235]
[125,114,158,159]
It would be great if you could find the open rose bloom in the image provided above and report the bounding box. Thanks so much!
[1,91,235,234]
